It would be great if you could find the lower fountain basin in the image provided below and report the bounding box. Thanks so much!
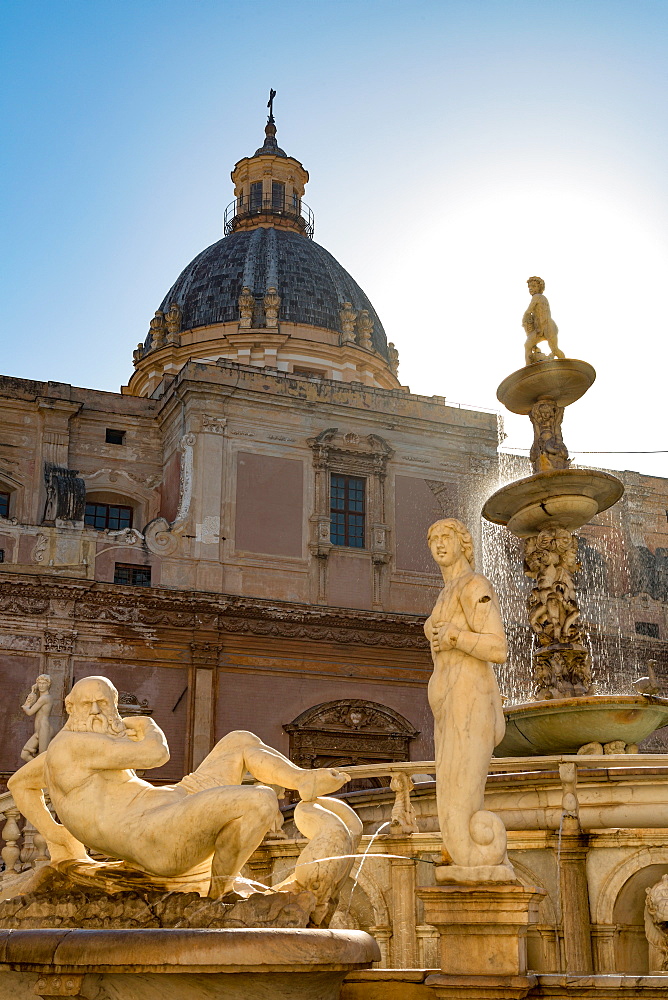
[0,927,380,1000]
[494,695,668,757]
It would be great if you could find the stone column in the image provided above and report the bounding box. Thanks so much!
[43,628,78,732]
[418,882,545,1000]
[389,852,418,968]
[591,924,616,973]
[557,831,593,973]
[188,643,221,770]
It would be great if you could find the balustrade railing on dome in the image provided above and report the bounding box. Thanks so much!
[223,195,315,237]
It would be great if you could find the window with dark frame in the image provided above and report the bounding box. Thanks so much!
[330,474,365,548]
[105,428,125,445]
[250,181,263,211]
[272,180,285,211]
[635,621,660,638]
[85,502,133,531]
[114,564,151,587]
[0,491,9,518]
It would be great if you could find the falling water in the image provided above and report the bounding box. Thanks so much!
[346,821,390,913]
[476,419,639,704]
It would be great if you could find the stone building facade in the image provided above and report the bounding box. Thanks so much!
[1,112,668,790]
[0,117,499,788]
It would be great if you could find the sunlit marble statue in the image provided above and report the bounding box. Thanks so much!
[9,676,358,911]
[20,673,53,762]
[522,276,565,365]
[424,519,516,882]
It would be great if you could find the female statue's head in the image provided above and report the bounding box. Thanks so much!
[427,518,475,570]
[35,674,51,692]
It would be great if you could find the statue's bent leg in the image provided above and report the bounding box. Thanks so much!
[181,729,347,800]
[273,797,362,925]
[141,783,278,894]
[208,784,279,898]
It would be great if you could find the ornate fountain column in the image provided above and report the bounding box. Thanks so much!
[483,285,623,702]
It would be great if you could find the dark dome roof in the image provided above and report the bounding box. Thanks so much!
[157,227,388,358]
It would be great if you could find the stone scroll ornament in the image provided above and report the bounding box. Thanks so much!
[523,528,595,700]
[7,676,360,928]
[424,518,516,883]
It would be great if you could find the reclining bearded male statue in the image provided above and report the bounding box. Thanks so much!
[8,675,360,915]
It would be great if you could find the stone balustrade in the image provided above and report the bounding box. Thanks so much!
[341,753,668,835]
[0,791,49,882]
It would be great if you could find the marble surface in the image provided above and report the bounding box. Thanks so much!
[496,358,596,415]
[495,695,668,757]
[482,468,624,537]
[424,519,515,882]
[7,676,356,908]
[0,927,380,1000]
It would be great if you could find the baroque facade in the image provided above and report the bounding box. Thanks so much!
[2,112,668,983]
[0,116,499,788]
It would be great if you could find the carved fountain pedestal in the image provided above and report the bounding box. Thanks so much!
[418,882,545,1000]
[483,357,668,753]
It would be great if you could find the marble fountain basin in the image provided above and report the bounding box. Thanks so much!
[494,695,668,757]
[482,467,624,536]
[0,927,380,1000]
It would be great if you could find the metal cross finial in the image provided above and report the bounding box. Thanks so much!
[267,88,276,124]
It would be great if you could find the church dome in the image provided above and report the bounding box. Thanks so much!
[157,227,388,358]
[127,99,401,397]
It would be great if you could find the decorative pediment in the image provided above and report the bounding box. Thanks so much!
[307,428,393,476]
[284,699,418,737]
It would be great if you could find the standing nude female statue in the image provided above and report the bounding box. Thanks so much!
[424,518,515,882]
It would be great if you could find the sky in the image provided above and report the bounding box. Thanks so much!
[2,0,668,477]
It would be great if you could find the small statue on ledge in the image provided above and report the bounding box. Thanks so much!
[20,673,53,762]
[522,276,565,366]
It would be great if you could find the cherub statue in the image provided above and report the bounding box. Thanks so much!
[20,674,53,762]
[522,277,565,366]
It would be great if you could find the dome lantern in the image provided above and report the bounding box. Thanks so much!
[224,91,313,239]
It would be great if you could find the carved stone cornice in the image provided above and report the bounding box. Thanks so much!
[0,578,429,649]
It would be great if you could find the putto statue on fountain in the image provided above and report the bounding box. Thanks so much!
[522,276,566,366]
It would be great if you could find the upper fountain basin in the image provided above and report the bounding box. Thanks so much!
[497,358,596,414]
[482,467,624,537]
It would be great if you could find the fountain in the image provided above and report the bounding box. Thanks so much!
[483,277,668,755]
[0,676,378,999]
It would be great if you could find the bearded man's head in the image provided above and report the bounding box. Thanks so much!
[64,676,126,736]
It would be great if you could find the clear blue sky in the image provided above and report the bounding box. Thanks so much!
[3,0,668,475]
